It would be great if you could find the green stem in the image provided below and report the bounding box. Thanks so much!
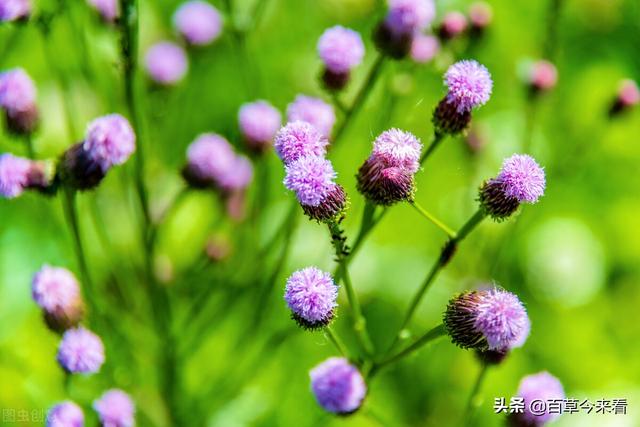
[329,221,375,358]
[387,209,486,354]
[332,54,386,145]
[372,324,446,375]
[119,0,151,243]
[325,326,349,358]
[23,134,35,159]
[333,202,377,282]
[420,131,445,164]
[465,363,489,425]
[409,201,456,238]
[331,92,348,114]
[62,189,99,315]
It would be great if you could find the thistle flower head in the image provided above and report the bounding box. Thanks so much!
[284,267,338,329]
[144,41,188,85]
[0,153,30,198]
[46,401,84,427]
[274,121,328,165]
[283,155,336,207]
[440,11,468,39]
[514,372,565,425]
[286,95,336,139]
[410,34,439,63]
[495,154,546,203]
[444,60,493,113]
[174,1,222,46]
[529,60,558,91]
[317,26,365,74]
[444,287,530,352]
[93,389,135,427]
[217,154,253,192]
[618,79,639,106]
[32,265,84,330]
[84,114,136,171]
[0,0,30,21]
[469,2,492,29]
[372,128,422,173]
[87,0,119,22]
[385,0,435,36]
[238,100,281,150]
[185,133,236,186]
[310,357,367,414]
[0,68,36,113]
[57,327,105,374]
[357,156,415,206]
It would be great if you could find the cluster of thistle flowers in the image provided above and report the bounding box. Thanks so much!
[273,1,570,421]
[31,265,135,426]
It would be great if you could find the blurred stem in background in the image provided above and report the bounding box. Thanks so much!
[464,362,490,425]
[36,15,78,141]
[543,0,563,60]
[387,209,486,355]
[332,54,387,146]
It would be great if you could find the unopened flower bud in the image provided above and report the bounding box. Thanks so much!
[238,100,281,153]
[0,0,31,22]
[286,96,336,139]
[469,2,492,36]
[443,287,530,352]
[173,0,222,46]
[527,60,558,95]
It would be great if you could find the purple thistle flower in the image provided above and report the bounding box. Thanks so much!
[439,11,468,40]
[372,128,422,173]
[444,60,493,113]
[317,26,365,74]
[184,133,236,187]
[496,154,546,203]
[57,327,105,374]
[284,267,338,329]
[174,1,222,46]
[87,0,119,22]
[410,34,439,63]
[310,357,367,414]
[444,287,530,352]
[217,154,253,192]
[93,389,135,427]
[32,265,84,332]
[144,41,188,85]
[84,114,136,172]
[286,96,336,139]
[469,2,492,31]
[528,60,558,92]
[238,100,282,151]
[284,155,336,207]
[46,401,84,427]
[512,372,565,426]
[0,153,30,198]
[385,0,435,37]
[479,154,546,220]
[0,68,36,113]
[0,0,30,21]
[274,121,329,165]
[618,79,640,107]
[0,68,39,133]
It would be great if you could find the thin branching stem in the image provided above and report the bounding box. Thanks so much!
[409,200,456,238]
[372,324,446,375]
[325,326,349,358]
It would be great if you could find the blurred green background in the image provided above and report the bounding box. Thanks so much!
[1,0,640,426]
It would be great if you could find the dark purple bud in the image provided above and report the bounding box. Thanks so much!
[357,156,415,206]
[301,184,347,223]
